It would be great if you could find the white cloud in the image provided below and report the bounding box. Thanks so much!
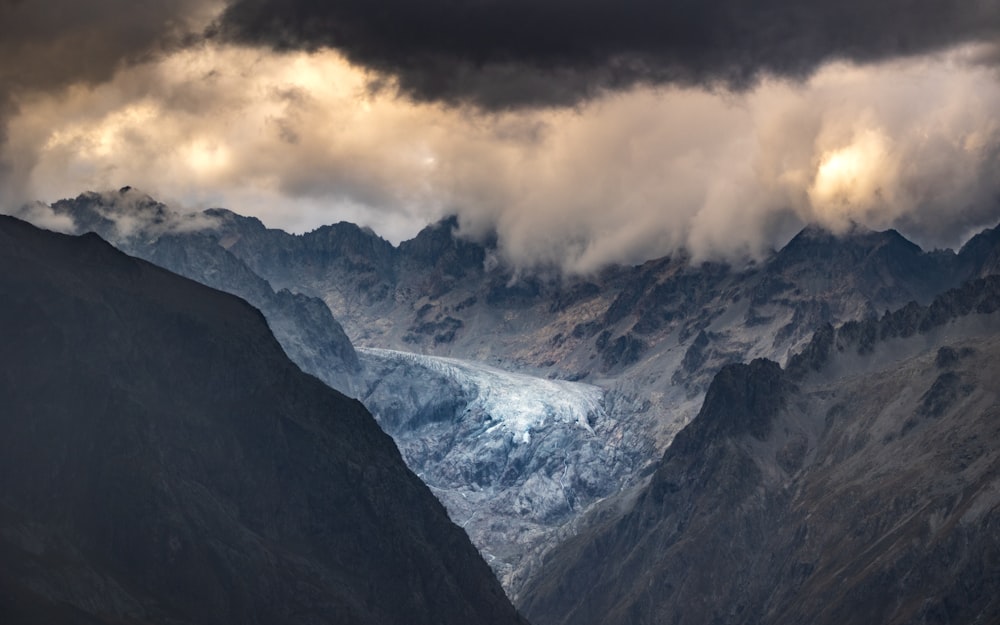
[4,43,1000,270]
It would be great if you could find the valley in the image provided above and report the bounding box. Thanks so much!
[8,3,1000,623]
[13,188,1000,619]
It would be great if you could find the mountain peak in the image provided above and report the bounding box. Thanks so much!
[399,214,488,274]
[49,189,223,243]
[958,220,1000,277]
[203,207,265,229]
[770,222,931,286]
[781,221,920,254]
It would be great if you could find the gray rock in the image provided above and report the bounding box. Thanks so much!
[518,280,1000,625]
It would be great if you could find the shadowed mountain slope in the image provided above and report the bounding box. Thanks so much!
[0,216,526,625]
[519,277,1000,625]
[47,190,361,394]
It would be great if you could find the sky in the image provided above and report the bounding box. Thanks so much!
[2,0,1000,272]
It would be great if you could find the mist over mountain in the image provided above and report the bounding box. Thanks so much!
[5,0,1000,291]
[0,215,526,625]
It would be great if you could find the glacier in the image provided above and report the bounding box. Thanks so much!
[360,347,602,441]
[356,347,634,592]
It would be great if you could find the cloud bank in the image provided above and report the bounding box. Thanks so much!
[2,2,1000,273]
[0,0,219,201]
[216,0,1000,108]
[6,43,1000,272]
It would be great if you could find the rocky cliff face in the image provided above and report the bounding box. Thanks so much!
[0,216,527,625]
[518,277,1000,625]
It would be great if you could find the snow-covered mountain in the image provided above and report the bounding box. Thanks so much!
[21,188,1000,599]
[202,203,1000,594]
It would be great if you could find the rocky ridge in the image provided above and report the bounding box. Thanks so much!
[518,276,1000,625]
[0,215,526,625]
[46,190,361,394]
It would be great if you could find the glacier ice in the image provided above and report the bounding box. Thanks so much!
[360,347,602,441]
[356,347,632,590]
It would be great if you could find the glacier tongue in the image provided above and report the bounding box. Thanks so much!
[356,347,633,593]
[360,347,601,440]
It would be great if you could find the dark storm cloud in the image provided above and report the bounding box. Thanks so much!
[0,0,212,198]
[216,0,1000,107]
[0,0,211,93]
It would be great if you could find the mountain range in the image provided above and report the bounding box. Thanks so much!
[520,275,1000,624]
[35,187,1000,597]
[9,187,1000,623]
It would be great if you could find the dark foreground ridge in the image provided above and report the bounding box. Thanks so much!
[0,216,527,625]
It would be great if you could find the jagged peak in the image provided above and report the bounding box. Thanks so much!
[48,188,221,242]
[781,221,921,253]
[296,221,397,268]
[767,222,932,284]
[309,220,389,241]
[422,214,461,233]
[204,206,259,223]
[958,220,1000,258]
[398,214,493,273]
[787,275,1000,378]
[401,215,461,247]
[403,214,498,247]
[67,186,162,210]
[665,358,787,458]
